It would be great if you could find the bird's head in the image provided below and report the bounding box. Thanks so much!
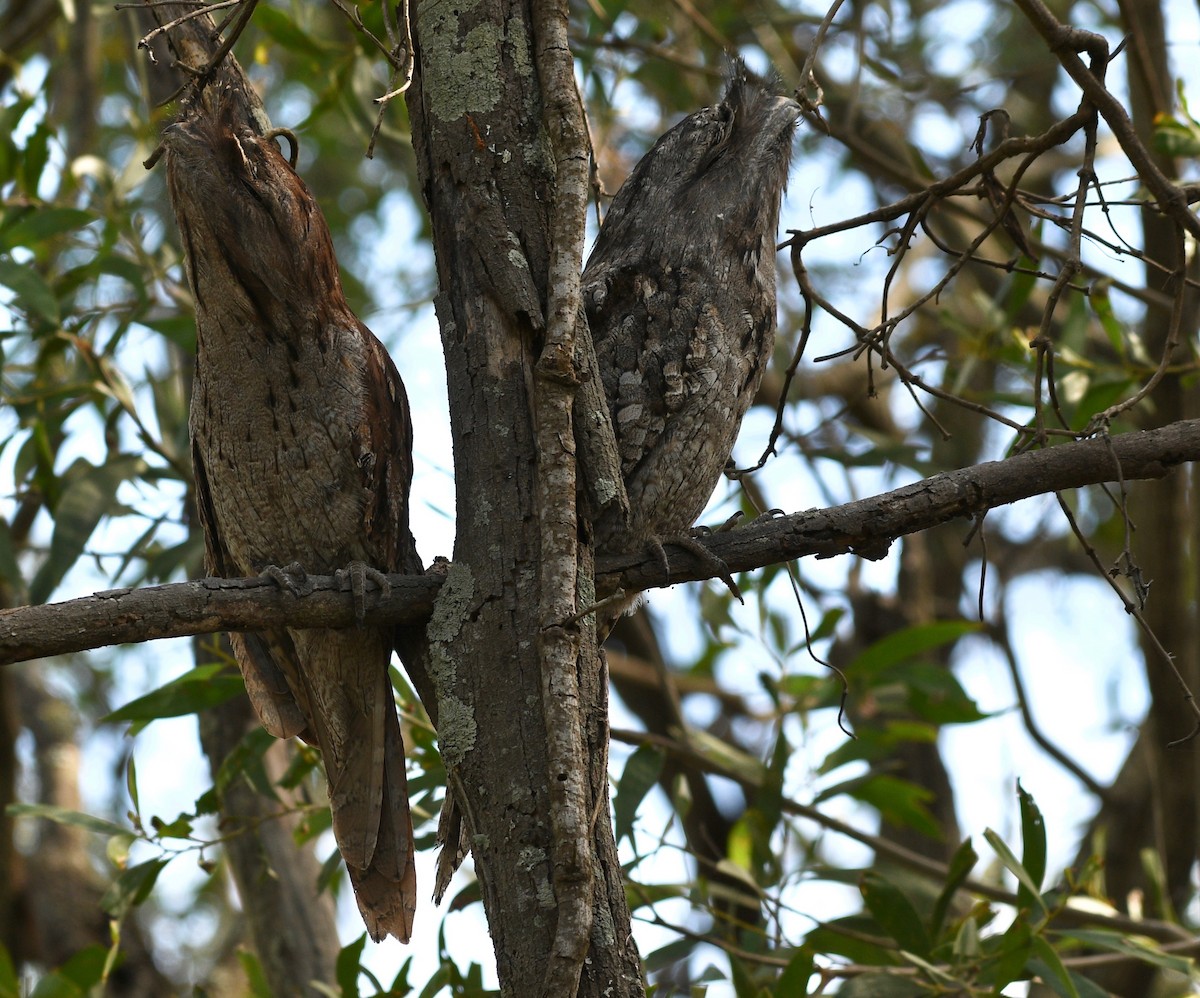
[590,60,800,263]
[162,94,344,316]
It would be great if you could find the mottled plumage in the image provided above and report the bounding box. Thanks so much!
[585,63,800,568]
[164,99,421,942]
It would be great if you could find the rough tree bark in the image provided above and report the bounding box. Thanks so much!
[1061,0,1200,991]
[4,417,1200,665]
[404,1,642,993]
[196,655,340,998]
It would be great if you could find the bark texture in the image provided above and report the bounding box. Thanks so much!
[198,674,340,997]
[3,417,1199,665]
[405,1,642,993]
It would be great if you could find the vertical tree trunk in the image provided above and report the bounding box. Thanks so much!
[1063,2,1200,992]
[197,667,340,998]
[405,2,642,993]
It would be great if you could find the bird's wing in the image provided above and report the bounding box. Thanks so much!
[355,325,423,577]
[586,263,702,480]
[192,436,308,740]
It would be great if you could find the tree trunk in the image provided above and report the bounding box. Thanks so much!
[197,657,340,998]
[405,2,642,993]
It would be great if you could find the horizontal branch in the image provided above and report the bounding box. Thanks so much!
[3,419,1198,666]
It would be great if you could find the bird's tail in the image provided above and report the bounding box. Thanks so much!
[345,702,417,943]
[285,628,418,944]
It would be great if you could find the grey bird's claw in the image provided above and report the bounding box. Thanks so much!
[714,511,745,533]
[262,561,312,597]
[652,534,744,605]
[751,508,785,524]
[335,561,392,624]
[646,537,672,583]
[688,511,745,538]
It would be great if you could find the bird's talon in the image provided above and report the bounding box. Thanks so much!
[334,561,392,624]
[262,562,311,597]
[663,534,744,605]
[715,511,745,533]
[646,537,672,584]
[751,508,785,524]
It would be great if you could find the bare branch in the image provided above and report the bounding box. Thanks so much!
[3,419,1199,667]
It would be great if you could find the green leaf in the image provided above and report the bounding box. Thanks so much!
[238,949,274,998]
[805,606,845,644]
[29,972,85,998]
[623,878,689,914]
[896,949,969,990]
[1029,935,1079,998]
[126,754,140,816]
[1017,782,1046,910]
[416,962,453,998]
[805,915,901,966]
[776,948,813,996]
[102,663,244,732]
[0,943,18,998]
[316,846,345,894]
[1140,847,1177,923]
[6,803,129,838]
[386,956,413,996]
[614,744,664,843]
[55,945,110,992]
[100,858,168,918]
[19,122,50,197]
[985,827,1046,918]
[1002,264,1038,323]
[860,871,932,957]
[819,723,937,773]
[254,3,336,58]
[0,256,59,323]
[277,740,321,790]
[28,456,146,605]
[684,727,767,785]
[1153,114,1200,156]
[295,802,334,848]
[0,207,94,250]
[728,953,759,998]
[979,917,1032,988]
[903,664,989,724]
[930,837,978,938]
[106,832,135,868]
[1068,377,1134,431]
[952,915,980,960]
[1052,928,1197,975]
[848,620,979,677]
[149,813,194,840]
[215,726,278,800]
[644,936,700,975]
[1087,281,1125,354]
[336,934,367,998]
[844,775,940,839]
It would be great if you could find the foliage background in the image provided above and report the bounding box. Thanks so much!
[1,0,1199,994]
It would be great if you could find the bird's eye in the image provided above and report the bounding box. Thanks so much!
[707,102,736,153]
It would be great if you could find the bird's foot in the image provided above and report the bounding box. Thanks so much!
[691,510,745,535]
[692,509,783,535]
[334,561,392,624]
[649,533,744,604]
[261,562,313,597]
